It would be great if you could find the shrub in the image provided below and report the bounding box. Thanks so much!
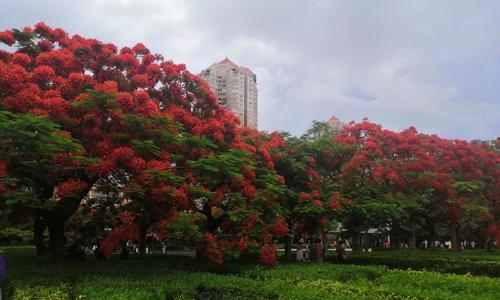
[339,251,500,277]
[2,246,500,299]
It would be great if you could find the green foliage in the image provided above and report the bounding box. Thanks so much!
[72,89,120,113]
[143,169,185,185]
[0,111,81,160]
[0,227,32,243]
[342,250,500,277]
[301,120,334,140]
[451,181,480,195]
[0,111,82,207]
[165,212,201,240]
[132,140,161,157]
[180,134,217,151]
[188,149,252,182]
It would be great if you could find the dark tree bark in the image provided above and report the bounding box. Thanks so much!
[408,223,417,250]
[425,221,437,250]
[322,232,328,258]
[34,215,47,256]
[45,181,95,259]
[119,242,129,259]
[450,221,459,251]
[47,217,66,260]
[351,226,362,253]
[284,233,293,262]
[138,227,147,256]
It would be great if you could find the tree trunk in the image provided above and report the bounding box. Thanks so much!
[34,216,46,256]
[408,223,416,250]
[425,221,436,250]
[450,221,459,251]
[138,227,147,256]
[119,242,129,259]
[322,232,328,257]
[47,217,66,260]
[284,233,293,262]
[195,244,205,260]
[39,179,95,260]
[352,227,362,253]
[312,242,323,262]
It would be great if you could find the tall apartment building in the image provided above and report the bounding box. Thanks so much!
[199,58,258,128]
[327,115,346,134]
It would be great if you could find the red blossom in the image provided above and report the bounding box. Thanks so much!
[37,40,53,51]
[132,43,149,55]
[271,218,289,237]
[318,218,328,227]
[298,193,310,202]
[11,53,32,66]
[328,192,341,210]
[259,245,277,267]
[205,246,224,264]
[34,22,53,36]
[0,30,15,46]
[312,200,323,208]
[132,73,149,86]
[56,179,89,199]
[100,221,139,257]
[237,237,248,252]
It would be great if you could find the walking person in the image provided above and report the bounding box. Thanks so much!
[296,240,305,262]
[161,241,167,255]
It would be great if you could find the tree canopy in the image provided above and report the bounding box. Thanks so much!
[0,23,498,265]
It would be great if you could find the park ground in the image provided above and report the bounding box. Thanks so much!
[1,246,500,299]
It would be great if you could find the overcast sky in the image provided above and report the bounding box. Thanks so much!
[1,0,499,140]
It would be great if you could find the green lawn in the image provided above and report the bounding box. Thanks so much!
[1,246,499,299]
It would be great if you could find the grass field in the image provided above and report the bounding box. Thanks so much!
[1,246,499,299]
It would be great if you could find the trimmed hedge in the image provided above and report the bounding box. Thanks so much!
[1,247,500,299]
[335,250,500,277]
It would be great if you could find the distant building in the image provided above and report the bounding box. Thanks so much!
[199,58,258,128]
[327,115,346,134]
[470,139,495,147]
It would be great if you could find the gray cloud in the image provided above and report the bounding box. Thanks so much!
[1,0,499,139]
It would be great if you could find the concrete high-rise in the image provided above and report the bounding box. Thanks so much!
[200,58,258,128]
[327,115,346,134]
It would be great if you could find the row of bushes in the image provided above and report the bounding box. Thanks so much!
[336,251,500,277]
[2,246,499,299]
[2,263,500,298]
[350,250,500,261]
[4,268,500,299]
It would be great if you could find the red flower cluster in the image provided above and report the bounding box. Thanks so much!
[203,232,224,264]
[271,218,289,237]
[329,192,341,210]
[56,179,89,199]
[259,245,277,267]
[0,30,15,46]
[100,222,139,257]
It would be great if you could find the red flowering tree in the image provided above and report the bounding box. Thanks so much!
[0,23,245,259]
[330,120,402,251]
[1,23,295,262]
[239,128,349,261]
[2,23,498,263]
[332,119,499,251]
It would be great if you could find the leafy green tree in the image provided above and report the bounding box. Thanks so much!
[0,111,82,255]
